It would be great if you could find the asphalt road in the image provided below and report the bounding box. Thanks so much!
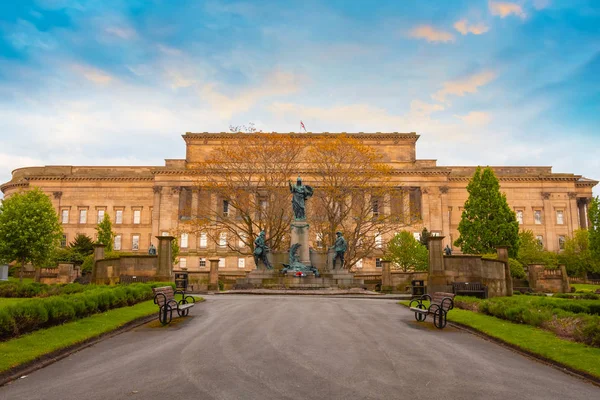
[1,295,598,400]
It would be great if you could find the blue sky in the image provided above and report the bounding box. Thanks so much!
[0,0,598,196]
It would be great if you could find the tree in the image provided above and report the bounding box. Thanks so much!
[0,188,63,282]
[306,135,410,268]
[559,229,599,278]
[419,227,430,250]
[589,196,600,262]
[184,133,304,255]
[517,230,557,268]
[96,213,114,251]
[454,167,520,257]
[384,231,429,272]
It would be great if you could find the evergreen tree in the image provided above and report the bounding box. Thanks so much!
[419,227,430,250]
[589,196,600,262]
[0,188,63,282]
[384,231,429,272]
[454,167,520,257]
[96,214,114,251]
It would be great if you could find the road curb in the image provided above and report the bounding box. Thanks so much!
[0,313,157,387]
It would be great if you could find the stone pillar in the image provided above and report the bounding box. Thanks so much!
[290,221,311,265]
[427,236,447,294]
[208,257,220,291]
[156,236,174,281]
[381,260,392,292]
[578,198,589,230]
[91,244,105,283]
[496,245,512,296]
[560,265,570,293]
[151,186,162,246]
[439,186,450,243]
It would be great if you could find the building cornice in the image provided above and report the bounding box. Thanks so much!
[183,132,420,142]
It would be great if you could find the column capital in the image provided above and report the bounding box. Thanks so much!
[439,185,449,194]
[541,192,551,200]
[52,191,63,199]
[152,186,162,194]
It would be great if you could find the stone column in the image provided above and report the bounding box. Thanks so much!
[496,245,512,297]
[542,192,552,250]
[156,236,174,281]
[208,257,220,291]
[427,236,447,294]
[290,221,311,265]
[91,244,105,283]
[381,260,392,292]
[568,192,578,233]
[439,186,450,243]
[151,186,162,245]
[578,198,589,230]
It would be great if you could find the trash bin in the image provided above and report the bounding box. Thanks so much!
[411,280,425,297]
[175,272,189,291]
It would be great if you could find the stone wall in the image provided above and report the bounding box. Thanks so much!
[528,264,570,293]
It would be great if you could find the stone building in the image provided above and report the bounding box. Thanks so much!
[1,132,597,272]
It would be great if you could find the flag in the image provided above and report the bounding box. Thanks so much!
[300,121,306,132]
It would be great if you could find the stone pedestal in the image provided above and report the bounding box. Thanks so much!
[427,236,450,294]
[208,257,220,291]
[156,236,174,281]
[496,246,512,296]
[290,220,311,265]
[322,270,356,287]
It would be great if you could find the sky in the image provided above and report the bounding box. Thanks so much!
[0,0,599,197]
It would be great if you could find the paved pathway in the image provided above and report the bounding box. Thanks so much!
[1,295,598,400]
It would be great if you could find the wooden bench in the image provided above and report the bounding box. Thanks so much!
[452,282,488,298]
[152,286,196,325]
[409,292,455,329]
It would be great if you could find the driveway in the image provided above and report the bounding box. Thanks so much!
[1,295,598,400]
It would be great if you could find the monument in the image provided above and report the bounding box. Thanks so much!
[253,230,273,270]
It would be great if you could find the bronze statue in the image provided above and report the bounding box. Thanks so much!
[331,231,347,269]
[148,243,157,255]
[444,244,452,256]
[253,231,272,269]
[289,176,313,220]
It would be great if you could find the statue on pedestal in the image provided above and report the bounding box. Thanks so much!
[331,231,347,269]
[289,177,313,220]
[282,243,320,277]
[253,231,273,269]
[148,243,157,255]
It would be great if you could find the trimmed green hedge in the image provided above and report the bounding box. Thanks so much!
[0,283,174,340]
[0,282,93,298]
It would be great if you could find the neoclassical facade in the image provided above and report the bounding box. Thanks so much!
[1,132,597,272]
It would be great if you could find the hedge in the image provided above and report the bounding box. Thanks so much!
[0,282,174,340]
[0,282,93,298]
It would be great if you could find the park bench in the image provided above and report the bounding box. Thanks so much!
[452,282,488,298]
[409,292,455,329]
[152,286,196,325]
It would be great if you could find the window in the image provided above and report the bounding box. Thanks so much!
[355,259,363,269]
[558,235,565,250]
[534,210,542,224]
[238,258,245,269]
[97,209,105,224]
[132,235,140,251]
[372,198,380,218]
[556,210,564,225]
[375,233,383,249]
[179,258,187,270]
[516,210,523,225]
[161,231,169,236]
[222,200,229,217]
[200,232,207,248]
[115,210,123,224]
[536,235,543,248]
[199,258,206,268]
[316,233,323,248]
[61,209,69,224]
[238,233,246,248]
[180,233,189,248]
[218,258,225,268]
[79,209,87,224]
[133,210,141,224]
[61,234,67,248]
[376,258,382,269]
[114,235,122,251]
[219,232,227,248]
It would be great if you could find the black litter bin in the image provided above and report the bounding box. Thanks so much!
[411,280,425,297]
[175,272,189,291]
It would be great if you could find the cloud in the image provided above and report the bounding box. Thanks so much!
[455,111,492,126]
[409,100,445,117]
[409,25,455,43]
[105,26,137,40]
[72,65,114,84]
[432,71,497,102]
[454,19,490,35]
[489,1,527,19]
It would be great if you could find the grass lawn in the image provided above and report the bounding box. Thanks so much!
[399,301,600,379]
[0,295,203,374]
[571,283,600,293]
[5,277,34,284]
